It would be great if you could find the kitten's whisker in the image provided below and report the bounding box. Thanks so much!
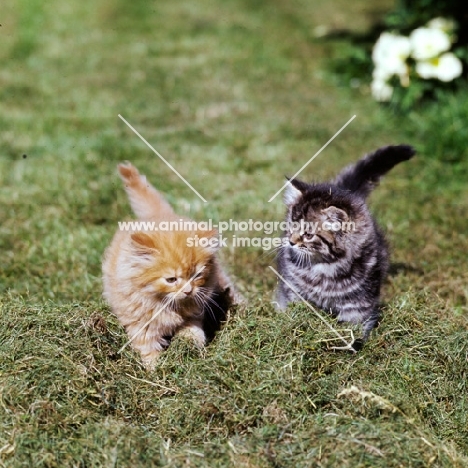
[192,295,204,316]
[118,266,205,354]
[299,249,312,268]
[194,295,212,321]
[194,293,216,322]
[195,289,218,321]
[297,249,304,268]
[170,298,179,312]
[259,244,283,261]
[298,249,308,268]
[200,291,220,316]
[199,292,219,312]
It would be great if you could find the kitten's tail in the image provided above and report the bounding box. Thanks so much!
[333,145,415,199]
[118,162,174,220]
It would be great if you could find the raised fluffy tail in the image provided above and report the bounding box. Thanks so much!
[118,162,174,220]
[333,145,415,198]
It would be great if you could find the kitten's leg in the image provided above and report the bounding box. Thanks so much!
[140,350,163,370]
[178,322,206,348]
[275,282,291,310]
[355,311,381,348]
[126,324,171,369]
[215,262,244,305]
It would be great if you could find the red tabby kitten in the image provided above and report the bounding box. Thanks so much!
[102,163,235,368]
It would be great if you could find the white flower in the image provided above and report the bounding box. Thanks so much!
[372,66,392,81]
[416,52,463,81]
[410,27,451,60]
[371,79,393,102]
[373,64,410,87]
[426,17,456,34]
[372,32,411,76]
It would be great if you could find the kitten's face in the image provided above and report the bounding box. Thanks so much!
[287,205,349,262]
[129,231,216,307]
[151,261,210,301]
[284,181,353,263]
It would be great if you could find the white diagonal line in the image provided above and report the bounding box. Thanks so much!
[118,266,206,354]
[268,265,355,351]
[268,114,356,202]
[118,114,207,203]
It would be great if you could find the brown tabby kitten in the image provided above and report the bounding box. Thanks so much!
[102,163,235,368]
[277,145,415,348]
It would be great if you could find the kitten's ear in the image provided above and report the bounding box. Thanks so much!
[197,229,220,254]
[321,206,349,223]
[130,232,158,255]
[284,178,305,206]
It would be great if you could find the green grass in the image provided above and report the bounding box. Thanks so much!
[1,0,467,466]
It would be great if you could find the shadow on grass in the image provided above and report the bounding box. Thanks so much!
[388,262,423,276]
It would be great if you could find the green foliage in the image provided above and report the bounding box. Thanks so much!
[329,0,467,110]
[387,73,463,113]
[385,0,468,34]
[330,43,374,86]
[1,295,467,466]
[405,86,468,167]
[389,78,427,111]
[9,0,45,59]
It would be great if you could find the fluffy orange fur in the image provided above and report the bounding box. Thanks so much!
[102,163,235,368]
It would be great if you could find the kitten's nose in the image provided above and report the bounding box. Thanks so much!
[289,232,301,246]
[182,283,192,296]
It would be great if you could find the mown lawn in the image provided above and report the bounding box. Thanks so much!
[1,0,467,466]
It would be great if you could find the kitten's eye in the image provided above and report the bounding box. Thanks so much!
[165,277,177,284]
[303,233,314,241]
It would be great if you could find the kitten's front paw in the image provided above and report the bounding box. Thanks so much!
[229,287,246,306]
[178,325,206,349]
[141,350,162,370]
[270,301,283,311]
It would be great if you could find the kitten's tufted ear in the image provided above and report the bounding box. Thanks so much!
[130,232,159,255]
[321,206,349,223]
[197,229,220,254]
[284,178,306,206]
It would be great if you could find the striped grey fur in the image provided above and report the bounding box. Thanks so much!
[276,145,415,347]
